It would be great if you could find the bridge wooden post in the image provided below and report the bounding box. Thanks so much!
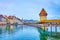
[51,25,52,36]
[55,23,57,33]
[44,26,45,32]
[42,23,48,30]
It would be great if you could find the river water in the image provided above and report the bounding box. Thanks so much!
[0,25,60,40]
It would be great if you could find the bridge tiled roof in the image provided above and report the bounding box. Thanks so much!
[41,20,60,23]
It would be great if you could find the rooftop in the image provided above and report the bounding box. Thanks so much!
[39,8,47,16]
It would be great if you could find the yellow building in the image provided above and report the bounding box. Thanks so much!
[39,8,60,23]
[39,8,47,22]
[39,8,60,30]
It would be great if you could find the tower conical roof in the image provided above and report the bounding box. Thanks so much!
[39,8,47,16]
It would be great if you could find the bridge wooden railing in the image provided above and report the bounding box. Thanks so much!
[23,22,60,27]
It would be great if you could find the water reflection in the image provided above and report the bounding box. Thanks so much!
[0,25,23,34]
[38,26,60,40]
[0,25,60,40]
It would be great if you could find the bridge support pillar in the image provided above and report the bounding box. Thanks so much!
[41,26,48,31]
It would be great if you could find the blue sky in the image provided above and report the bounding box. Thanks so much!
[0,0,60,20]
